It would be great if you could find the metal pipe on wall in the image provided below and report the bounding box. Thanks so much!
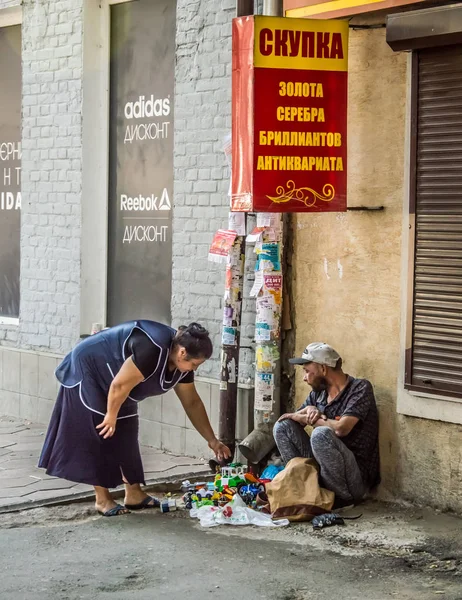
[238,0,285,464]
[262,0,283,16]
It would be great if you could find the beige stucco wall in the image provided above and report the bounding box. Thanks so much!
[292,28,462,512]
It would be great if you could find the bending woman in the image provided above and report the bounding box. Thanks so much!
[39,320,231,516]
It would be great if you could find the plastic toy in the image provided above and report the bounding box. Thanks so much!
[160,493,177,513]
[160,497,177,513]
[194,487,214,500]
[193,498,214,508]
[222,462,248,477]
[214,462,253,492]
[181,480,208,492]
[238,482,265,500]
[182,463,276,510]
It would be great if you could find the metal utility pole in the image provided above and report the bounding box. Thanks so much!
[237,0,254,15]
[238,0,284,465]
[216,0,254,463]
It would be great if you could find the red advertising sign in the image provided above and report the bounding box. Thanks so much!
[232,16,348,212]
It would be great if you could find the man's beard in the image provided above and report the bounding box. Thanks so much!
[311,376,328,393]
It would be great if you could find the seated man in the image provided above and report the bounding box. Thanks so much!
[273,342,380,508]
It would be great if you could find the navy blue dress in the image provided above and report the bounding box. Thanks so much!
[39,320,193,488]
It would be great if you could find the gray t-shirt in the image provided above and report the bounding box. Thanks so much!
[299,376,380,488]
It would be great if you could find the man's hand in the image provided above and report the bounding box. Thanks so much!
[278,412,296,422]
[278,412,310,427]
[96,413,117,439]
[208,438,232,461]
[279,408,325,427]
[306,406,324,425]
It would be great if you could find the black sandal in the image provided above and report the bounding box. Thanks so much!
[98,503,131,517]
[125,495,160,510]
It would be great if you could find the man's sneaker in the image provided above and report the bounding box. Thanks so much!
[332,496,354,511]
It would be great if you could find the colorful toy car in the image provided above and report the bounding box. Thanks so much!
[237,482,265,506]
[194,487,214,500]
[214,462,252,492]
[215,473,246,492]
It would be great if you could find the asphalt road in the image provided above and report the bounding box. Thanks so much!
[0,504,461,600]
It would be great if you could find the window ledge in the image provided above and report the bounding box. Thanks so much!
[397,387,462,426]
[0,317,19,326]
[0,5,22,27]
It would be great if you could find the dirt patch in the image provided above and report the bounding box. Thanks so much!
[402,539,462,577]
[0,503,97,529]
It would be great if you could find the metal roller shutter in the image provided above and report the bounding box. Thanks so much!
[411,45,462,395]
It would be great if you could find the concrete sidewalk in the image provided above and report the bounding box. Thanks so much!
[0,415,209,513]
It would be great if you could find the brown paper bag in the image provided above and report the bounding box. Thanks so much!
[265,457,334,522]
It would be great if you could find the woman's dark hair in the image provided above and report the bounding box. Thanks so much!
[174,322,213,360]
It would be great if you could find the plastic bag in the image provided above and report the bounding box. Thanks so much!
[260,464,284,481]
[190,494,289,528]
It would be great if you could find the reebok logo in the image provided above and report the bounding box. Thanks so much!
[120,188,171,211]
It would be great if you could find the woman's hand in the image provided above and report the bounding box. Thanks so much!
[208,438,232,461]
[96,413,117,439]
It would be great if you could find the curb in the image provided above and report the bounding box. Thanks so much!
[0,469,212,515]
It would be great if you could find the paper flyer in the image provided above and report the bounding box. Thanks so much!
[255,322,271,341]
[222,326,237,345]
[250,271,264,297]
[227,356,237,384]
[223,304,234,327]
[225,263,242,291]
[263,228,278,242]
[264,274,282,292]
[246,227,264,243]
[264,274,283,307]
[256,295,274,325]
[231,193,252,212]
[255,243,281,272]
[256,213,281,230]
[222,301,241,326]
[228,211,246,236]
[256,344,280,372]
[208,230,237,263]
[255,372,274,410]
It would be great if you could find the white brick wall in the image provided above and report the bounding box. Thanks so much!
[0,0,83,353]
[173,0,256,382]
[0,0,255,453]
[0,0,258,375]
[20,0,83,352]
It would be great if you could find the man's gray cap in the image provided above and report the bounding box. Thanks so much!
[289,342,341,368]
